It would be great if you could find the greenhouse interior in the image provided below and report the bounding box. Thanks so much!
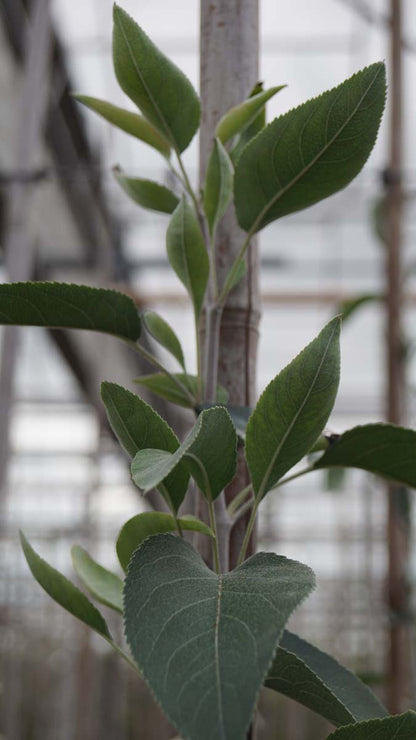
[1,1,416,738]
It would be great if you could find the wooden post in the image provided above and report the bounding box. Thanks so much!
[200,0,260,572]
[385,0,410,714]
[0,0,52,497]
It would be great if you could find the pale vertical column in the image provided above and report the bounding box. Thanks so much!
[199,0,260,570]
[0,0,52,496]
[385,0,410,714]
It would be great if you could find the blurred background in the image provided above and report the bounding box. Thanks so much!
[0,0,415,737]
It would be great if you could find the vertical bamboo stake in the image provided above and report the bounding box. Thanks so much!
[200,0,260,574]
[385,0,410,713]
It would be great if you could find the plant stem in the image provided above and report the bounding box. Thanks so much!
[209,230,219,300]
[218,228,254,304]
[227,483,252,516]
[160,483,183,537]
[128,340,196,407]
[207,498,221,574]
[236,465,315,566]
[175,516,183,537]
[175,148,201,216]
[195,312,203,402]
[168,160,188,191]
[232,495,255,524]
[236,499,259,567]
[203,303,223,402]
[213,495,231,572]
[272,464,315,489]
[202,300,231,572]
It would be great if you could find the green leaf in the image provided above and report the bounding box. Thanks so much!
[234,63,386,233]
[134,373,228,409]
[101,382,189,511]
[124,533,315,740]
[114,169,179,214]
[325,466,347,492]
[266,630,387,727]
[230,82,268,165]
[112,5,200,152]
[197,403,252,440]
[143,310,185,369]
[131,407,237,501]
[71,545,124,613]
[326,712,416,739]
[246,317,340,497]
[372,195,388,246]
[227,258,247,291]
[166,197,209,318]
[0,282,141,341]
[337,294,381,323]
[314,423,416,489]
[20,532,111,639]
[73,95,171,158]
[116,512,214,571]
[203,138,234,235]
[215,85,286,144]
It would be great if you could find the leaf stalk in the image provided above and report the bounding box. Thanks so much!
[127,340,196,407]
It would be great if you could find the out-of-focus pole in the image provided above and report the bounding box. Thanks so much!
[199,0,260,575]
[385,0,410,714]
[1,5,53,737]
[0,0,52,499]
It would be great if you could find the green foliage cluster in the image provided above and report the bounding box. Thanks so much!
[6,5,416,738]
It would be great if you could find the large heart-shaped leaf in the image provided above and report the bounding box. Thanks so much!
[124,534,315,740]
[314,424,416,488]
[101,382,189,511]
[114,170,179,214]
[234,63,386,233]
[0,282,141,341]
[71,545,124,613]
[131,407,237,502]
[73,95,171,157]
[21,532,111,640]
[246,317,340,498]
[266,630,387,727]
[326,712,416,739]
[166,197,209,318]
[116,511,214,571]
[113,5,200,153]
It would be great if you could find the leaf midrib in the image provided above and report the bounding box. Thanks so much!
[116,10,175,148]
[249,64,383,232]
[105,390,139,455]
[257,321,338,498]
[214,575,225,739]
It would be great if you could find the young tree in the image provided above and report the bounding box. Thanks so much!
[4,5,416,739]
